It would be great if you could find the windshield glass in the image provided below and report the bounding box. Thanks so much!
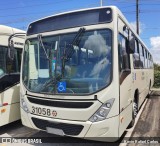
[0,46,21,77]
[22,29,112,95]
[0,46,7,77]
[0,46,22,92]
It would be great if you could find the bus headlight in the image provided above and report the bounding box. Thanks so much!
[89,98,115,122]
[21,98,29,113]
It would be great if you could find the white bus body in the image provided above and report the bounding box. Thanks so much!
[0,25,25,127]
[20,6,154,142]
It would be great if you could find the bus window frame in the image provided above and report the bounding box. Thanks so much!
[0,45,22,93]
[22,28,114,96]
[118,32,131,73]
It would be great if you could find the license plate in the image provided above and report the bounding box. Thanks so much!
[31,106,56,117]
[46,127,64,136]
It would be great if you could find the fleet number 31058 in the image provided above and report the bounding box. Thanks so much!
[31,106,51,116]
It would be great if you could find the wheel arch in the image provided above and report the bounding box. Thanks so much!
[134,89,139,105]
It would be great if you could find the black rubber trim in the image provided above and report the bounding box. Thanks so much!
[28,96,93,108]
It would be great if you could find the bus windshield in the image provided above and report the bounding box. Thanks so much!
[0,46,22,92]
[22,29,112,95]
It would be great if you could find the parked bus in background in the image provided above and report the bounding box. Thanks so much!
[20,6,154,141]
[0,25,25,127]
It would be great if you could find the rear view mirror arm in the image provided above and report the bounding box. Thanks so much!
[8,33,26,60]
[8,33,26,49]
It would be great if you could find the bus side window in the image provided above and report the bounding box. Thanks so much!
[0,47,7,77]
[144,49,148,69]
[118,33,130,72]
[0,47,21,92]
[6,49,19,74]
[150,55,153,69]
[148,52,150,68]
[133,39,141,69]
[151,56,154,68]
[139,44,145,68]
[148,54,151,69]
[17,49,22,72]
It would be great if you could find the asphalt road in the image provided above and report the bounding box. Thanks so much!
[128,90,160,146]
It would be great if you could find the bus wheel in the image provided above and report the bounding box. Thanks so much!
[147,81,151,98]
[133,100,138,117]
[127,99,138,128]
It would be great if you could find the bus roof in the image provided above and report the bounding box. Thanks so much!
[29,6,116,25]
[0,25,25,47]
[27,6,151,55]
[0,25,25,35]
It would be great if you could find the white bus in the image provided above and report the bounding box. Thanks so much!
[0,25,25,127]
[20,6,154,141]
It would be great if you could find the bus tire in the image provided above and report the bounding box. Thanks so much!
[147,81,151,98]
[128,97,138,128]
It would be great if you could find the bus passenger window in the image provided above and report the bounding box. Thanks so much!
[150,55,153,69]
[17,49,22,71]
[0,47,21,92]
[6,49,20,74]
[133,40,141,69]
[139,44,145,68]
[144,49,148,68]
[147,53,150,68]
[0,47,7,77]
[118,33,130,72]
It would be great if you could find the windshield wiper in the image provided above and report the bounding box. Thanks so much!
[64,27,85,61]
[37,34,50,60]
[39,73,63,93]
[37,34,56,92]
[61,27,86,77]
[39,78,55,92]
[39,28,86,92]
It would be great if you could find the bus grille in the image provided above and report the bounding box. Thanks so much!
[28,96,93,108]
[32,117,84,136]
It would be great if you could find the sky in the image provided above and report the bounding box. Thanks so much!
[1,0,160,63]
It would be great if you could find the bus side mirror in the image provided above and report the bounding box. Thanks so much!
[127,37,135,54]
[8,40,15,60]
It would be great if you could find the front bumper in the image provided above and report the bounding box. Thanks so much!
[21,108,119,142]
